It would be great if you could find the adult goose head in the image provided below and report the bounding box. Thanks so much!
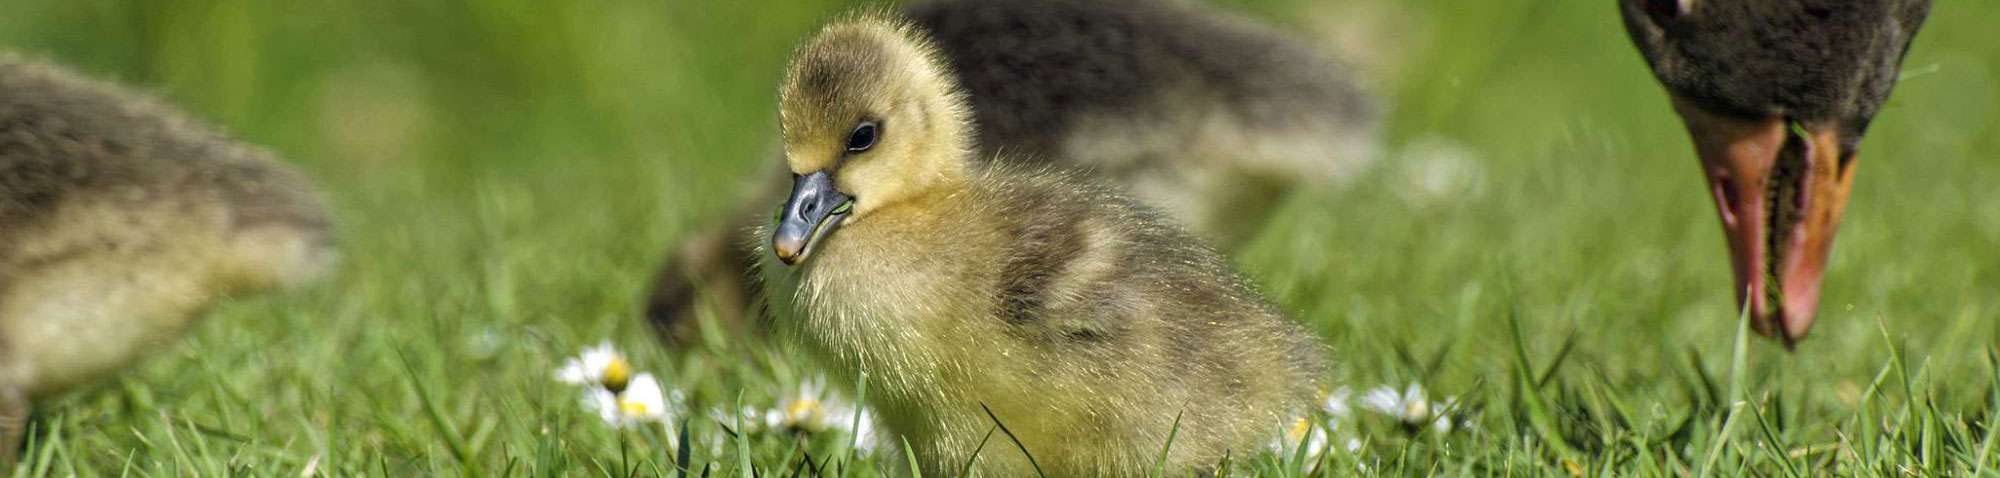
[1619,0,1931,344]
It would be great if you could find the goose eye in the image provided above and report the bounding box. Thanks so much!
[846,121,879,153]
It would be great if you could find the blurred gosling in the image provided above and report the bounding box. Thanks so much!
[0,55,335,461]
[758,14,1326,476]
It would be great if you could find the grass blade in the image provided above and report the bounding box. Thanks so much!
[901,436,924,478]
[1974,349,2000,475]
[980,403,1047,478]
[1151,409,1185,477]
[675,417,693,478]
[959,426,997,478]
[734,391,753,477]
[1505,305,1581,459]
[1696,300,1754,477]
[396,350,478,476]
[1746,394,1800,477]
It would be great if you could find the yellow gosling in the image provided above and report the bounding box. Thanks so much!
[757,14,1326,476]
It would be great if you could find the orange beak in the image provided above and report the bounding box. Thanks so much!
[1669,96,1857,346]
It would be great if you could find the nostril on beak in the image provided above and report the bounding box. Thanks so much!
[1711,181,1739,227]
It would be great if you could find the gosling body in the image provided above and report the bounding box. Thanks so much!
[0,55,334,458]
[759,16,1324,476]
[649,0,1377,345]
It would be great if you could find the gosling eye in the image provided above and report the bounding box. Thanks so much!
[845,121,880,153]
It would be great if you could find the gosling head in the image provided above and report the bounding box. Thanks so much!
[770,14,973,265]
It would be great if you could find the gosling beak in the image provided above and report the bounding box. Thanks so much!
[1670,96,1857,346]
[772,170,853,266]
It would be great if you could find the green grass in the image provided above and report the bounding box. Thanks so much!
[3,0,1999,475]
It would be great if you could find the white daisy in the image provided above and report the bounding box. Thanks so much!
[1274,416,1328,456]
[555,342,630,390]
[764,376,881,451]
[1321,386,1354,418]
[1275,383,1372,461]
[556,342,677,428]
[1359,383,1456,432]
[836,407,879,452]
[584,373,673,427]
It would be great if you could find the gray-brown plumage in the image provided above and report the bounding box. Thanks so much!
[757,14,1325,476]
[0,55,335,461]
[647,0,1377,346]
[1619,0,1929,344]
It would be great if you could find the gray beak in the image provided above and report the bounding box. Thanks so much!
[771,170,852,265]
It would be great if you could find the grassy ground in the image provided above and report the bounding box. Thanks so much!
[3,0,1998,475]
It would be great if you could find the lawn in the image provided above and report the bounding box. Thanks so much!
[2,0,1997,475]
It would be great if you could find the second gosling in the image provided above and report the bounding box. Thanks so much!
[0,54,335,462]
[759,14,1326,476]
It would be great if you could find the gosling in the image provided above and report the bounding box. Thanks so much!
[0,55,335,461]
[758,15,1326,476]
[648,0,1378,345]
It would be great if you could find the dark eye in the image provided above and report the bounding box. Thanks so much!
[845,121,879,153]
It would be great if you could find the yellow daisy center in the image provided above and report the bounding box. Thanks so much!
[785,398,824,426]
[1287,417,1310,440]
[618,397,650,417]
[601,357,632,393]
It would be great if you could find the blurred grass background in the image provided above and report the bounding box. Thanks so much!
[2,0,1996,475]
